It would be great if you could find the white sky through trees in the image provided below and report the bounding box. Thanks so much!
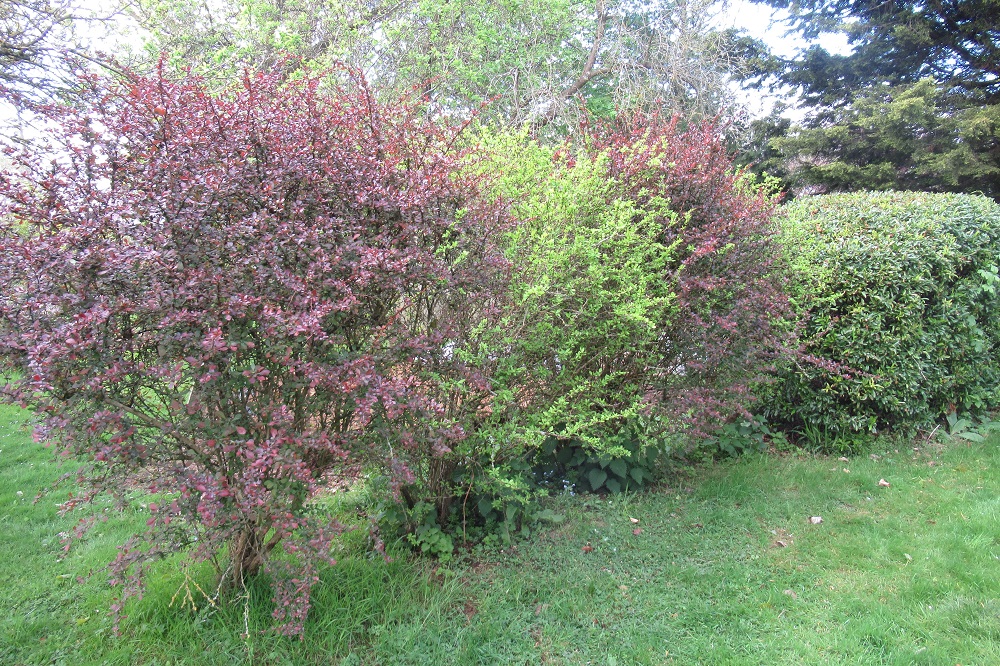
[720,0,852,118]
[2,0,854,125]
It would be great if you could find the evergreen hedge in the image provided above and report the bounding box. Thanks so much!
[767,191,1000,436]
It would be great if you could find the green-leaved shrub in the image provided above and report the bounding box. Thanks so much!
[767,191,1000,437]
[468,121,788,452]
[381,118,791,552]
[474,130,680,449]
[384,118,791,552]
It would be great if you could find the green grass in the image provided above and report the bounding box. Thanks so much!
[2,402,999,665]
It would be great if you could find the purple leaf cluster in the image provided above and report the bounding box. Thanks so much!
[591,114,791,433]
[0,65,508,634]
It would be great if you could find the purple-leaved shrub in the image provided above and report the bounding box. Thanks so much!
[0,65,509,635]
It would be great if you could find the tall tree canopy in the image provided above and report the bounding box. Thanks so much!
[1,0,80,99]
[773,79,1000,196]
[127,0,747,128]
[1,0,127,110]
[765,0,1000,106]
[745,0,1000,197]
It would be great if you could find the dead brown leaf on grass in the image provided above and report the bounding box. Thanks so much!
[770,527,794,548]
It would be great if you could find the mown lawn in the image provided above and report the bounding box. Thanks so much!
[2,402,998,665]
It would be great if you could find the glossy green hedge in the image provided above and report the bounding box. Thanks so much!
[767,191,1000,435]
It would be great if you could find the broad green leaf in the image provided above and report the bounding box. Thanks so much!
[609,459,628,478]
[587,468,608,491]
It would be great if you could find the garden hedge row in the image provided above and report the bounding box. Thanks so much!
[766,191,1000,436]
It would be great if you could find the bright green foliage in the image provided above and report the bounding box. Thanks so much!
[472,130,679,451]
[383,122,787,549]
[128,0,374,77]
[398,122,786,545]
[774,79,1000,197]
[386,132,681,543]
[766,191,1000,436]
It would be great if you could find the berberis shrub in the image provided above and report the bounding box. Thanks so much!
[768,191,1000,436]
[0,66,508,634]
[0,63,791,629]
[486,117,790,441]
[391,117,792,536]
[593,117,790,429]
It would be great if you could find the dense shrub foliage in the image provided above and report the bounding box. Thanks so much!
[0,68,508,634]
[767,192,1000,436]
[486,118,789,443]
[593,117,790,427]
[385,118,791,542]
[0,64,790,627]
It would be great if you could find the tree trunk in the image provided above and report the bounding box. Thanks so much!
[229,528,264,588]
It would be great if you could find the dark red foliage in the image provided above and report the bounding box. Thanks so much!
[0,65,508,634]
[588,114,791,432]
